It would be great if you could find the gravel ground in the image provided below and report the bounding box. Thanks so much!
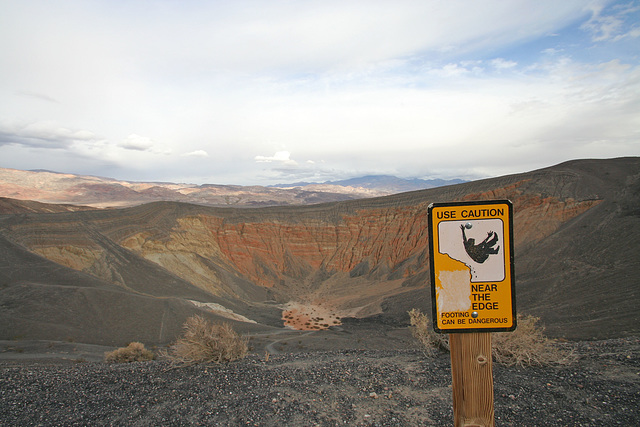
[0,338,638,426]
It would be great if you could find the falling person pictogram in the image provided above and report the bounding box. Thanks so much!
[460,224,500,264]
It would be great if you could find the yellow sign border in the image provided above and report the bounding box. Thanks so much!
[428,200,516,333]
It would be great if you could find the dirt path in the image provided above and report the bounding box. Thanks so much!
[245,329,319,355]
[264,330,317,355]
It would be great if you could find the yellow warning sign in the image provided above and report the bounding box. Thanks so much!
[428,200,516,333]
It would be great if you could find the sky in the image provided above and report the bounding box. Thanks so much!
[0,0,639,185]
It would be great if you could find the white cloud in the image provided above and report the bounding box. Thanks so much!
[119,134,154,151]
[182,150,209,158]
[581,0,640,41]
[0,120,97,148]
[255,151,297,165]
[582,5,624,41]
[491,58,518,69]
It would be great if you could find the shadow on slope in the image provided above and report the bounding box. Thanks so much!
[0,234,278,346]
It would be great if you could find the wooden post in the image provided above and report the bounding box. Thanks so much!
[449,332,494,427]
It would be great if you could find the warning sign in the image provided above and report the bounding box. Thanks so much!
[428,200,516,333]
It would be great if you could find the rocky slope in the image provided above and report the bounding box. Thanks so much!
[0,157,638,345]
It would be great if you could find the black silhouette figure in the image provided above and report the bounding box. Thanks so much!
[461,225,500,263]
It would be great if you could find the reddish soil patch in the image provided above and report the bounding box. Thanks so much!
[282,303,342,330]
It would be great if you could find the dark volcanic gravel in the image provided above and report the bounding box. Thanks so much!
[1,338,638,426]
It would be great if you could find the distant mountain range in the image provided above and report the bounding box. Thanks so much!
[0,168,466,208]
[271,175,467,193]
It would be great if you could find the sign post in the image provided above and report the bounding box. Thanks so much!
[428,200,516,427]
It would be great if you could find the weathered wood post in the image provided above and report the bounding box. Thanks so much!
[428,200,516,427]
[449,332,494,426]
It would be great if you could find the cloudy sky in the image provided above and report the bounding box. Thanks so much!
[1,0,638,185]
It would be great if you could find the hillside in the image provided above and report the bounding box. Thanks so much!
[0,157,638,346]
[0,197,96,214]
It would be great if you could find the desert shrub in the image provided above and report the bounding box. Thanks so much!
[104,342,155,363]
[167,315,248,365]
[492,314,574,367]
[408,308,450,353]
[408,310,572,367]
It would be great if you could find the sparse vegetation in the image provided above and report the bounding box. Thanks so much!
[408,309,573,367]
[408,308,449,353]
[492,314,574,367]
[166,315,248,365]
[104,342,155,363]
